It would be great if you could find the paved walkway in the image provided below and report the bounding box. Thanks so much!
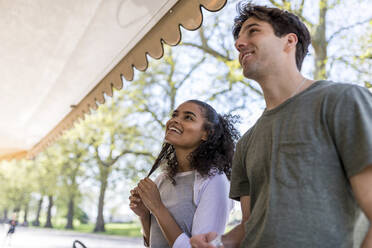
[0,224,142,248]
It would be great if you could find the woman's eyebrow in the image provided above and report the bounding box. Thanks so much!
[183,111,197,117]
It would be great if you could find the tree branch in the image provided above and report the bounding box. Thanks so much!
[140,105,165,129]
[207,89,231,101]
[94,145,110,167]
[117,150,155,160]
[268,0,282,8]
[176,56,206,88]
[240,80,263,96]
[331,56,371,75]
[328,17,372,43]
[181,42,232,61]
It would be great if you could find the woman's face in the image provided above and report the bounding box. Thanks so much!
[165,102,208,151]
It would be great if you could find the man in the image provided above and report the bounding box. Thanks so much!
[190,2,372,248]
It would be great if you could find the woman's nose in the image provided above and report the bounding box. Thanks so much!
[172,117,180,123]
[167,117,179,126]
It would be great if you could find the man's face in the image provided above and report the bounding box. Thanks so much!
[235,17,286,79]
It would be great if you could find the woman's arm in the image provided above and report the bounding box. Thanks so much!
[137,177,183,247]
[129,189,151,246]
[180,174,233,247]
[152,204,184,246]
[189,195,250,248]
[139,213,151,246]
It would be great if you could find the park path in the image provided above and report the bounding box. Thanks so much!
[0,224,142,248]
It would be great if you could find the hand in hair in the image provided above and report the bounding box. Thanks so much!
[129,188,150,218]
[137,177,164,214]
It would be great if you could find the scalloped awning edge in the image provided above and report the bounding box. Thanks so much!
[25,0,227,160]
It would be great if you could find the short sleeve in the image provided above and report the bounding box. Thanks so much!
[229,137,250,200]
[328,85,372,177]
[154,173,166,187]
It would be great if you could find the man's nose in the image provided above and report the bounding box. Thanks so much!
[235,37,245,52]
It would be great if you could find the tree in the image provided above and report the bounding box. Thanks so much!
[181,0,371,85]
[73,93,154,232]
[33,148,60,228]
[52,134,89,230]
[0,159,35,222]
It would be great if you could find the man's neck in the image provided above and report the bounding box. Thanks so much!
[256,71,312,110]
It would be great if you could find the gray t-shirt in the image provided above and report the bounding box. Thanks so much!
[150,171,196,248]
[230,81,372,248]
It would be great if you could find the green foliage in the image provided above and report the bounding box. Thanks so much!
[49,222,141,237]
[75,207,89,224]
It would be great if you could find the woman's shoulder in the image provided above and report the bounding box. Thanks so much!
[193,172,230,206]
[209,172,229,187]
[196,172,229,189]
[153,172,168,186]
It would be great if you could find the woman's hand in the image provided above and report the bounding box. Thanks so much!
[129,188,149,218]
[137,177,164,214]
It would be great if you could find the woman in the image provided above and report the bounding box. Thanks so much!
[129,100,239,248]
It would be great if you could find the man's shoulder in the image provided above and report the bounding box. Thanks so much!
[307,80,370,103]
[313,80,366,94]
[234,125,258,156]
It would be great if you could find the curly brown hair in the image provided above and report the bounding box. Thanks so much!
[147,100,240,184]
[233,2,311,70]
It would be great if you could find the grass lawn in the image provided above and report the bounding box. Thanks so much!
[39,221,142,237]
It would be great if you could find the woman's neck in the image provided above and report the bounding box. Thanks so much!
[175,149,193,172]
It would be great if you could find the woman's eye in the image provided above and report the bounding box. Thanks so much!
[171,113,177,118]
[185,115,193,120]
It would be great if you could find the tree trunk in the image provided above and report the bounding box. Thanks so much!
[44,195,53,228]
[312,0,328,80]
[3,209,8,222]
[23,203,29,226]
[94,165,110,232]
[33,197,43,226]
[65,197,74,229]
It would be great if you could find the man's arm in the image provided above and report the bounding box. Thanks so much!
[349,165,372,248]
[221,196,251,248]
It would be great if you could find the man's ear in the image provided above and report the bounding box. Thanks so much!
[284,33,298,52]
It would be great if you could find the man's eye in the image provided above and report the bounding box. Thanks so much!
[171,113,177,118]
[249,29,258,34]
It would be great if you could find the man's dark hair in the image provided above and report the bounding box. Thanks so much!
[233,2,311,70]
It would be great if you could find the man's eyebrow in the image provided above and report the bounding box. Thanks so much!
[242,23,260,32]
[237,23,260,39]
[183,111,197,117]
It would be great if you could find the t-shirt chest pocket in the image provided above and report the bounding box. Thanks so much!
[275,142,316,188]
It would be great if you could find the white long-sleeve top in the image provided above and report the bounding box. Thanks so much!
[153,170,233,248]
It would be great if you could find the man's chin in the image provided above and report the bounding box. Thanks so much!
[243,70,256,79]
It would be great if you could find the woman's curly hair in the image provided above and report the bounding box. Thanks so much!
[147,100,240,184]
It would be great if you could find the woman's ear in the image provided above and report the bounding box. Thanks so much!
[201,130,208,142]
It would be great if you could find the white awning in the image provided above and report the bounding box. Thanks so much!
[0,0,227,160]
